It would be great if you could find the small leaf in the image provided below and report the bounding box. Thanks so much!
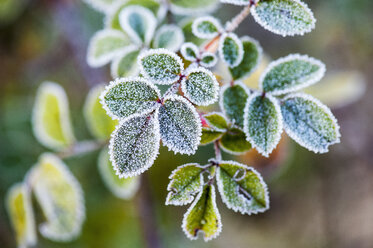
[87,29,131,67]
[98,148,140,199]
[203,112,228,131]
[220,0,251,6]
[281,93,340,153]
[200,52,217,68]
[6,183,36,248]
[181,67,219,106]
[200,128,224,145]
[219,128,251,154]
[180,42,199,61]
[260,54,326,95]
[166,163,205,206]
[84,85,118,140]
[109,112,160,178]
[192,16,222,39]
[153,24,185,52]
[82,0,117,13]
[33,82,75,151]
[180,18,205,45]
[244,92,283,157]
[110,46,140,78]
[158,95,202,155]
[139,48,184,85]
[182,184,222,241]
[219,32,244,68]
[229,36,262,81]
[30,153,85,241]
[169,0,218,15]
[216,161,269,214]
[100,77,161,120]
[251,0,316,37]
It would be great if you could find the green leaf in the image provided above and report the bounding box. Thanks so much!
[229,36,262,81]
[98,148,140,199]
[200,52,217,68]
[33,82,75,151]
[101,77,161,120]
[6,183,36,248]
[166,163,205,205]
[158,95,202,155]
[181,67,219,106]
[169,0,218,15]
[182,184,222,241]
[244,93,283,157]
[252,0,316,36]
[110,46,140,78]
[220,82,250,128]
[192,16,222,39]
[180,17,205,45]
[220,128,251,154]
[203,112,228,131]
[109,112,160,178]
[219,32,244,68]
[220,0,251,5]
[180,42,199,61]
[87,29,131,67]
[84,85,118,140]
[280,93,340,153]
[260,54,326,95]
[200,128,224,145]
[29,153,85,241]
[216,161,269,214]
[139,49,184,85]
[153,24,185,52]
[82,0,117,13]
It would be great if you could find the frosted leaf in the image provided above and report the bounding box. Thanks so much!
[169,0,219,16]
[243,92,283,157]
[180,42,199,61]
[29,153,85,241]
[251,0,316,37]
[153,24,185,52]
[219,128,251,155]
[216,161,269,214]
[158,95,202,155]
[138,49,184,85]
[166,163,205,206]
[180,18,205,46]
[203,112,228,132]
[281,93,341,153]
[260,54,326,95]
[219,32,244,68]
[229,36,262,81]
[110,46,140,78]
[32,82,75,151]
[100,77,161,120]
[87,29,131,67]
[200,128,224,145]
[220,82,250,128]
[182,184,222,241]
[84,85,118,140]
[119,5,156,45]
[181,67,219,106]
[6,183,37,248]
[98,148,140,199]
[200,52,218,68]
[192,16,222,39]
[220,0,252,6]
[82,0,117,13]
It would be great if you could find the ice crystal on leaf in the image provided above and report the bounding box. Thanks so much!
[219,33,244,68]
[200,53,218,68]
[200,128,224,145]
[181,42,199,61]
[220,0,253,6]
[192,16,222,39]
[153,24,185,52]
[203,112,229,132]
[110,45,140,78]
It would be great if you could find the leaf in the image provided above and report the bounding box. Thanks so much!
[166,163,205,206]
[119,5,157,45]
[98,148,140,199]
[100,77,161,120]
[251,0,316,37]
[180,42,199,61]
[153,24,185,52]
[244,92,283,157]
[180,17,205,45]
[219,32,244,68]
[32,82,75,151]
[280,93,341,153]
[109,112,160,178]
[260,54,326,95]
[29,153,85,241]
[220,82,250,128]
[6,183,36,248]
[84,85,118,140]
[182,184,222,241]
[82,0,117,13]
[229,36,262,81]
[220,0,251,6]
[87,29,131,67]
[158,95,202,155]
[200,128,224,145]
[181,67,219,106]
[219,128,251,154]
[192,16,222,39]
[110,46,140,78]
[169,0,218,16]
[138,49,184,85]
[200,52,217,68]
[216,161,269,214]
[203,112,228,131]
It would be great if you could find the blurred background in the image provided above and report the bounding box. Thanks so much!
[0,0,372,247]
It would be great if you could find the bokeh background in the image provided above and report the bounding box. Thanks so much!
[1,0,372,247]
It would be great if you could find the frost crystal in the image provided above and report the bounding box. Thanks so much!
[110,45,140,78]
[153,24,185,52]
[200,128,224,145]
[82,0,117,13]
[192,16,222,39]
[220,0,252,6]
[203,112,228,132]
[200,53,218,68]
[219,32,244,68]
[181,42,200,61]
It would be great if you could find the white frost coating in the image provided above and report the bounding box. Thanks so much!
[119,5,157,45]
[169,1,219,16]
[259,54,326,95]
[192,16,223,39]
[218,32,244,68]
[180,42,200,62]
[110,45,140,78]
[281,93,341,153]
[203,111,228,132]
[181,67,219,106]
[200,52,218,68]
[220,0,253,6]
[138,48,184,85]
[82,0,117,13]
[153,24,185,52]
